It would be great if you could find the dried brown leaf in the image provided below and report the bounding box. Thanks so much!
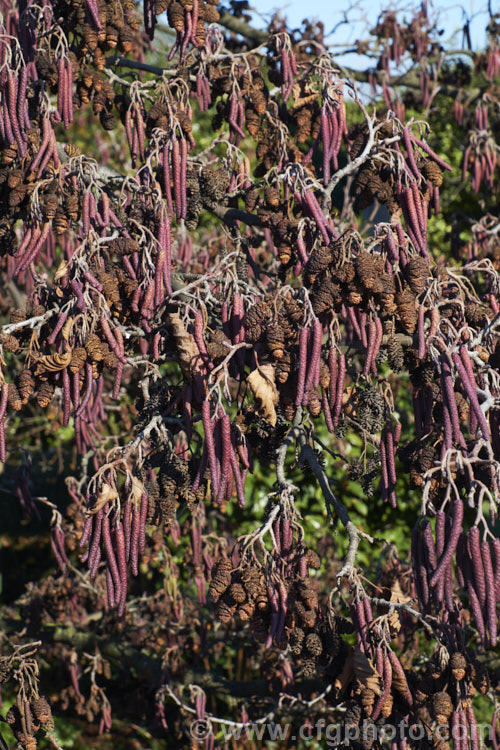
[247,364,278,426]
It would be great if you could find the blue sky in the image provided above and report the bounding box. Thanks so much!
[246,0,493,58]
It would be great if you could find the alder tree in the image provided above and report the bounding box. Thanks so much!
[0,0,499,747]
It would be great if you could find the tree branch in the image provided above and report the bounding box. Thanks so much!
[217,11,267,45]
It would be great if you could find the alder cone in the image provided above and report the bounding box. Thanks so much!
[430,691,453,721]
[37,381,55,408]
[238,600,255,621]
[31,697,54,730]
[396,289,418,333]
[355,249,377,290]
[306,245,332,282]
[167,1,184,31]
[381,693,393,718]
[85,335,106,362]
[301,657,317,678]
[387,337,404,371]
[10,307,26,324]
[290,626,305,654]
[70,347,87,373]
[422,160,444,186]
[305,632,323,656]
[245,107,261,137]
[266,324,285,359]
[464,302,489,327]
[360,687,376,715]
[229,582,246,603]
[0,333,20,352]
[406,256,430,296]
[450,652,466,681]
[208,557,231,601]
[8,383,22,411]
[17,370,35,402]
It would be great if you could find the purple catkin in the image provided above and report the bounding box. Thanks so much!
[492,539,500,603]
[333,353,345,427]
[29,118,52,174]
[303,189,331,245]
[480,540,497,645]
[430,499,463,588]
[139,492,148,554]
[50,530,67,574]
[114,524,127,614]
[7,77,26,156]
[62,367,71,426]
[347,306,362,341]
[122,499,132,562]
[281,518,292,557]
[229,443,245,507]
[402,185,425,254]
[375,646,384,678]
[353,599,369,653]
[102,514,122,604]
[410,181,426,238]
[154,246,165,309]
[17,66,30,133]
[215,414,231,505]
[434,511,446,602]
[83,271,103,291]
[402,127,421,180]
[322,388,335,432]
[0,382,9,461]
[75,363,94,418]
[409,133,453,171]
[421,519,437,572]
[88,510,103,578]
[172,139,182,220]
[303,320,322,400]
[130,503,140,577]
[276,581,288,642]
[465,561,487,645]
[106,567,115,608]
[372,653,392,721]
[64,61,73,127]
[466,703,480,750]
[385,229,400,263]
[80,515,93,549]
[440,353,467,450]
[295,327,309,406]
[371,316,383,377]
[57,59,65,120]
[467,527,486,608]
[452,351,490,440]
[443,559,454,612]
[328,347,337,409]
[14,223,35,259]
[266,584,280,648]
[417,305,426,358]
[417,533,431,610]
[180,137,188,218]
[162,144,174,212]
[379,435,389,503]
[202,400,220,495]
[273,519,282,555]
[296,232,309,264]
[385,421,397,486]
[2,85,14,146]
[388,650,413,705]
